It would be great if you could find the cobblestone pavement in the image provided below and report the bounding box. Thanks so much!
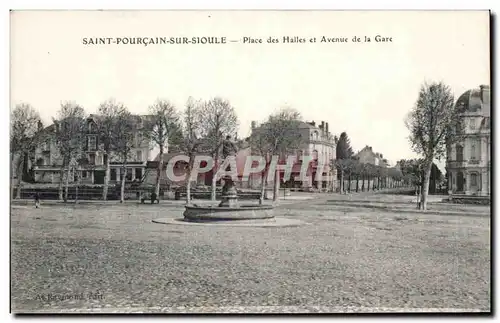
[11,194,491,313]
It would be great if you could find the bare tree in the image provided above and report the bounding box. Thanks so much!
[96,99,129,200]
[145,99,181,197]
[53,102,86,202]
[334,158,356,194]
[10,103,42,199]
[112,109,135,203]
[249,108,304,204]
[174,98,204,204]
[405,81,460,210]
[198,98,239,201]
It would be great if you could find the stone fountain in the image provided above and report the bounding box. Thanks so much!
[183,136,274,222]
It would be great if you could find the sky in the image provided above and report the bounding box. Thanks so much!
[10,10,490,168]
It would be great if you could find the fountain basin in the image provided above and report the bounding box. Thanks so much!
[183,204,274,222]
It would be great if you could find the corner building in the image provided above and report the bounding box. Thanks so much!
[446,85,491,196]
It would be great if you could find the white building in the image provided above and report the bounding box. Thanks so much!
[446,85,491,196]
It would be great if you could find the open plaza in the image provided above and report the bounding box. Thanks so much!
[10,192,490,313]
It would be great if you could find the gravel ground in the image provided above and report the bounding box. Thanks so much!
[10,195,491,313]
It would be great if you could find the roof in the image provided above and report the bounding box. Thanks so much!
[298,121,319,130]
[456,85,489,113]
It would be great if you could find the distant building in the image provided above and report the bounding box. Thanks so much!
[446,85,491,196]
[149,120,337,192]
[356,146,389,167]
[248,120,336,191]
[32,114,158,185]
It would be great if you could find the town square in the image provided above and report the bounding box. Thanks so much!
[9,10,491,314]
[11,192,490,313]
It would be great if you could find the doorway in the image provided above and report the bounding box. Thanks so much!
[456,171,464,192]
[469,172,479,195]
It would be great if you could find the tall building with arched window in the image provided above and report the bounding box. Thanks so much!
[446,85,490,196]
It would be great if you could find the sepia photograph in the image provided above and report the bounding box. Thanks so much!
[9,9,491,314]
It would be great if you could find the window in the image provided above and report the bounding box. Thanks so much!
[297,150,303,162]
[470,141,476,160]
[456,145,464,161]
[136,150,143,162]
[88,136,97,151]
[471,173,478,186]
[312,150,319,161]
[126,168,133,181]
[470,119,476,130]
[103,154,108,165]
[82,171,87,179]
[136,133,143,146]
[110,169,117,181]
[135,168,143,180]
[41,140,49,151]
[88,153,96,165]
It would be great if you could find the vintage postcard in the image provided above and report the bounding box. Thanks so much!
[10,10,491,314]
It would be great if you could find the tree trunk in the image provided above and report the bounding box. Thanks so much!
[339,169,344,194]
[259,164,269,205]
[10,154,15,200]
[186,160,193,205]
[58,166,64,200]
[420,160,433,210]
[75,168,81,204]
[348,173,352,193]
[356,175,359,192]
[361,174,365,192]
[102,152,110,200]
[211,152,219,201]
[15,158,23,199]
[273,168,280,202]
[155,146,164,197]
[64,164,70,202]
[120,164,126,203]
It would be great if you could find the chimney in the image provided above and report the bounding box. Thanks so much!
[380,154,383,159]
[321,121,325,129]
[480,84,490,103]
[325,122,329,134]
[37,120,43,132]
[251,121,256,130]
[310,121,316,127]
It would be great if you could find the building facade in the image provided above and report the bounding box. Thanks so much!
[248,120,336,191]
[356,145,389,167]
[446,85,490,196]
[32,114,158,185]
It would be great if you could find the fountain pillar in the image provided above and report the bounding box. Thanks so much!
[219,176,239,207]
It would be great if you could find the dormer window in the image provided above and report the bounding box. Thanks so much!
[87,135,97,151]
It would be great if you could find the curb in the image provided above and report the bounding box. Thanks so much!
[324,201,490,217]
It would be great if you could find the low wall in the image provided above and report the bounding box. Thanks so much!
[447,195,491,205]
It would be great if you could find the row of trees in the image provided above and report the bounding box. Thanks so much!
[333,131,408,193]
[13,80,454,210]
[10,97,240,204]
